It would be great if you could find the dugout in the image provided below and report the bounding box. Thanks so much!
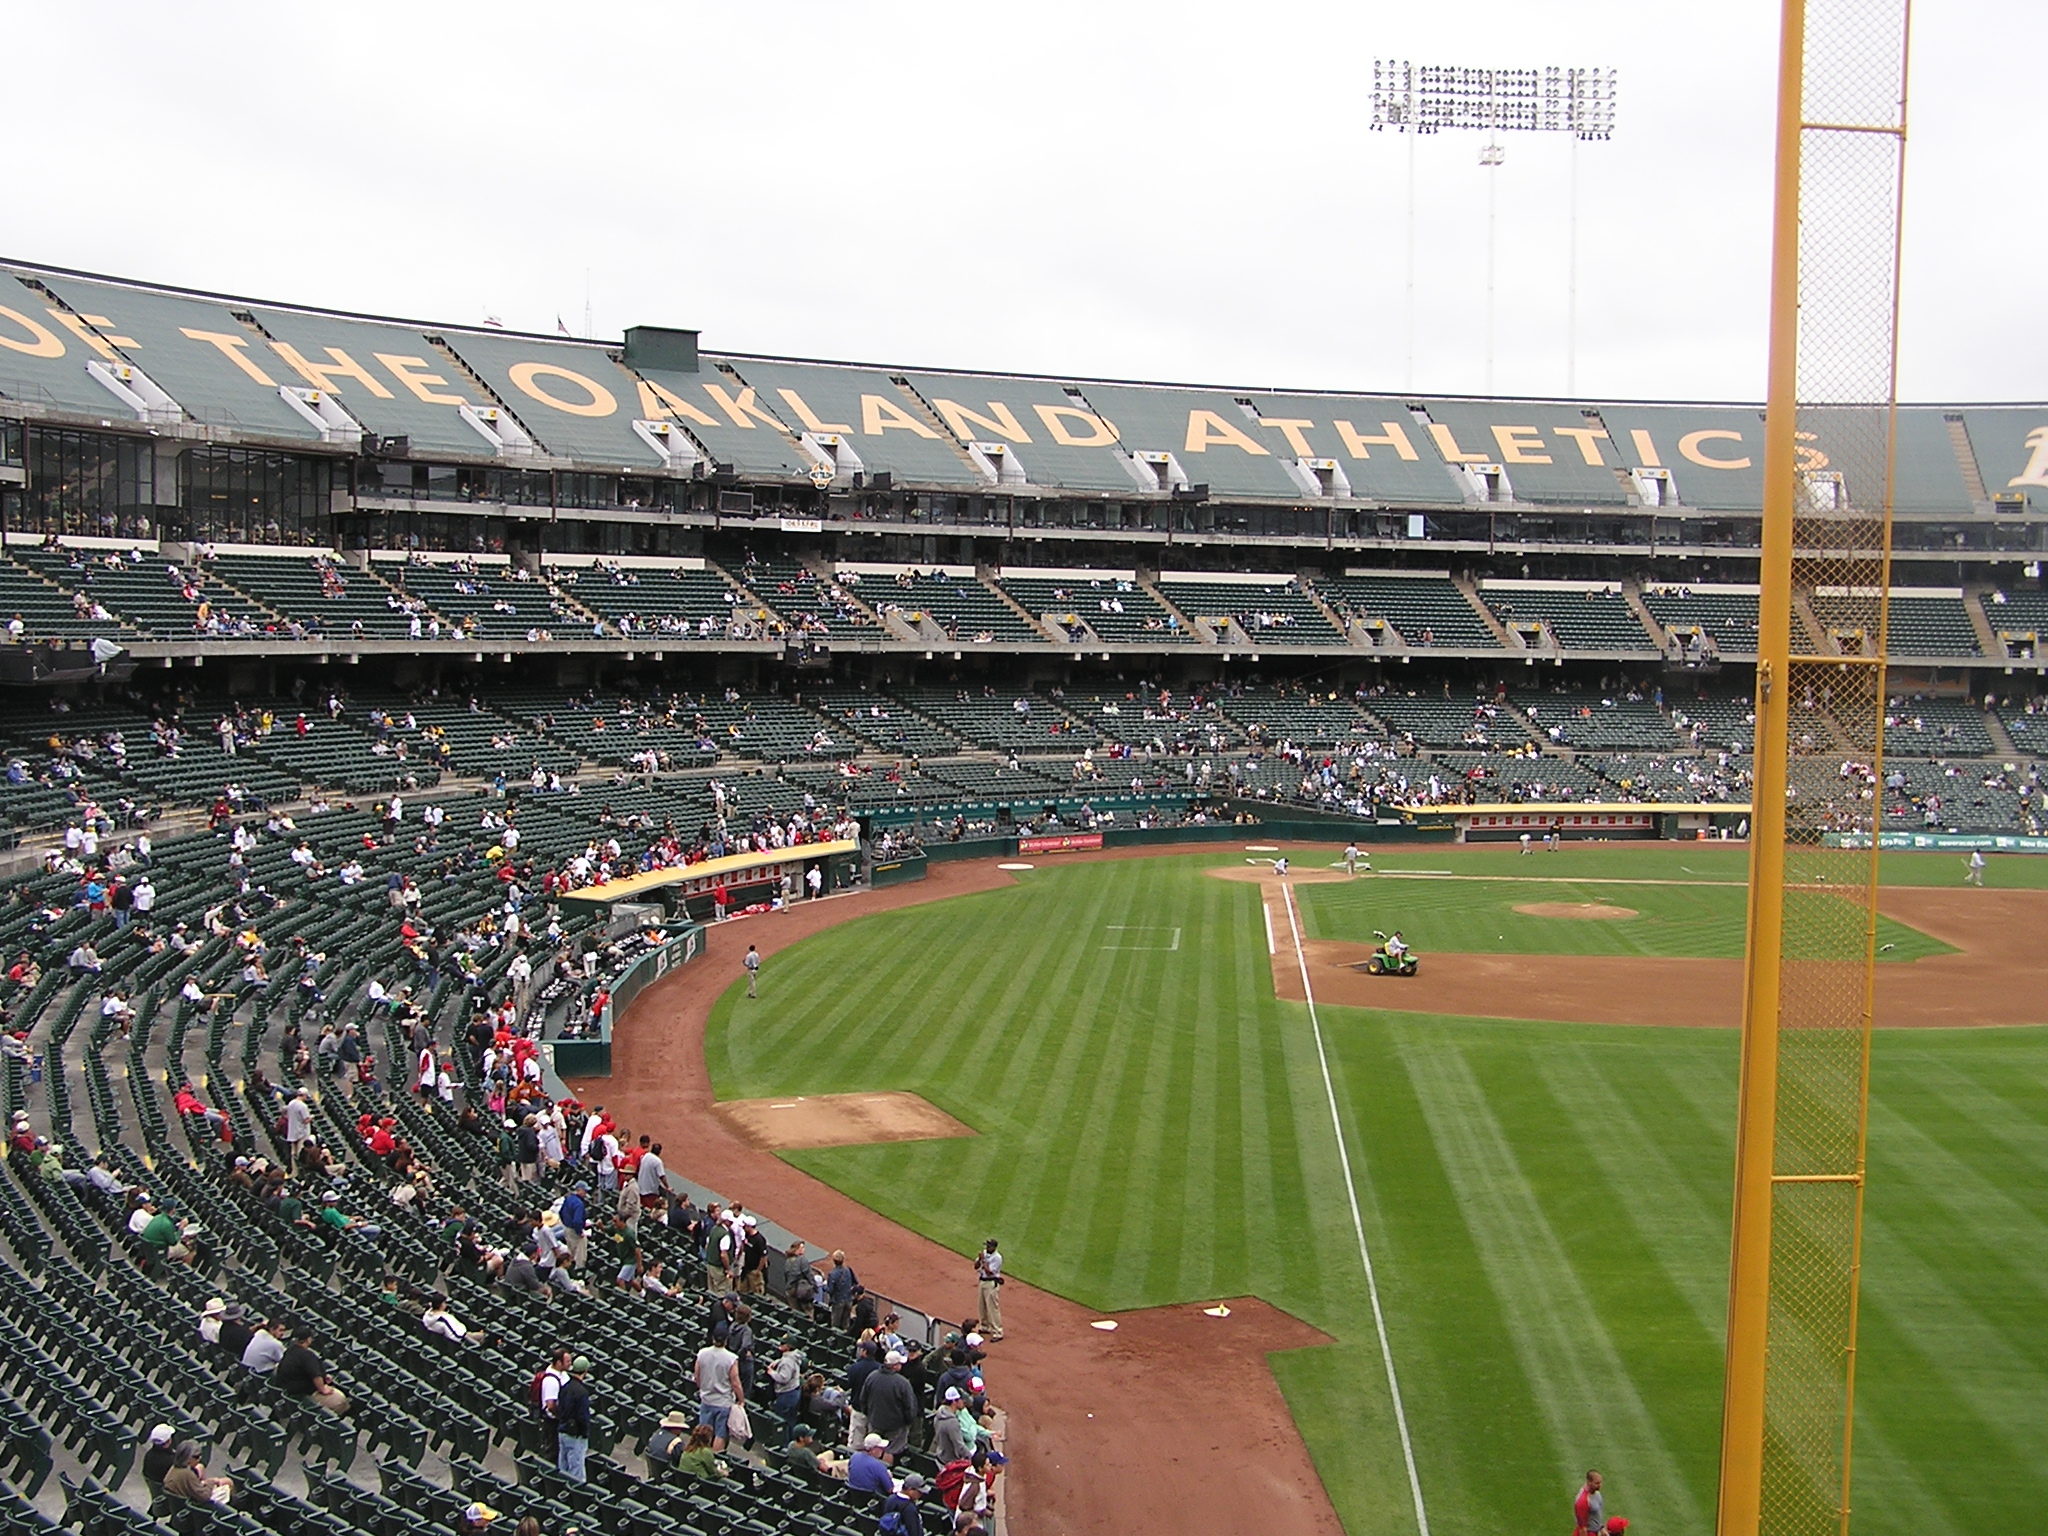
[559,838,863,922]
[1451,804,1752,842]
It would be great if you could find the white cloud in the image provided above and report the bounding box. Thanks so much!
[0,0,2034,402]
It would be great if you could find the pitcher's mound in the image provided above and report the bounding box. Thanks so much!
[1513,901,1639,920]
[714,1091,976,1150]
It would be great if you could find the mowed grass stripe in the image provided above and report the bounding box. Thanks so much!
[1864,1099,2048,1292]
[1855,1215,2048,1465]
[1319,1017,1555,1533]
[1906,1056,2048,1182]
[1396,1033,1706,1532]
[1826,1404,1965,1536]
[1540,1043,1731,1335]
[1498,1045,1723,1498]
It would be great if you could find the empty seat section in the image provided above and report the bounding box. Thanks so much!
[1667,695,1758,753]
[206,553,418,637]
[1000,575,1189,642]
[1156,578,1345,645]
[890,687,1097,753]
[1810,593,1981,656]
[350,694,581,779]
[1995,695,2048,754]
[1364,694,1531,749]
[691,694,849,762]
[1319,574,1499,648]
[805,687,964,757]
[1983,589,2048,654]
[238,714,441,793]
[1515,692,1682,750]
[0,557,136,642]
[1482,586,1653,651]
[1882,697,1995,756]
[1641,586,1760,650]
[869,570,1045,644]
[1217,687,1380,748]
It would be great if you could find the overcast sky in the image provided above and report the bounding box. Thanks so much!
[3,1,2037,404]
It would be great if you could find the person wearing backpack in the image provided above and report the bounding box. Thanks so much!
[531,1345,571,1455]
[555,1357,593,1482]
[877,1472,925,1533]
[726,1303,758,1401]
[946,1448,1003,1524]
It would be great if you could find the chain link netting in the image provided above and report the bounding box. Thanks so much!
[1758,3,1909,1532]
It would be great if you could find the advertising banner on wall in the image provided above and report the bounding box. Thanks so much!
[1019,832,1105,853]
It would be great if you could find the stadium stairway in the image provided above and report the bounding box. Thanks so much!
[980,572,1054,643]
[540,582,606,635]
[1621,580,1666,648]
[1296,581,1367,649]
[1792,588,1829,654]
[1962,591,2004,659]
[1983,709,2019,757]
[1135,580,1204,643]
[1451,573,1519,650]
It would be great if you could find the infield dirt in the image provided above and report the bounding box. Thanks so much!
[1260,878,2046,1029]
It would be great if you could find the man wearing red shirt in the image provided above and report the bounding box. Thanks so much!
[1573,1471,1604,1535]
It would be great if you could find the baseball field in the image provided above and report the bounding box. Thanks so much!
[703,844,2048,1536]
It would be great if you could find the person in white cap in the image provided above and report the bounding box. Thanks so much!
[931,1386,973,1463]
[140,1424,178,1494]
[847,1432,895,1495]
[198,1297,227,1345]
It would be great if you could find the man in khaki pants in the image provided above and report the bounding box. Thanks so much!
[975,1238,1005,1341]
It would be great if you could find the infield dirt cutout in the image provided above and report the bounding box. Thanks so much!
[1243,872,2047,1030]
[1512,900,1640,919]
[712,1090,976,1150]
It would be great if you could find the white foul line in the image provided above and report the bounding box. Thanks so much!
[1263,902,1277,956]
[1280,879,1431,1536]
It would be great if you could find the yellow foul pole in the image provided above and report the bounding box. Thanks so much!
[1716,0,1806,1531]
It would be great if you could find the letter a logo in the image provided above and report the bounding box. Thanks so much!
[2009,425,2048,488]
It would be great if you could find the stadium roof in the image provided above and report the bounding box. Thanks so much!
[3,259,2043,512]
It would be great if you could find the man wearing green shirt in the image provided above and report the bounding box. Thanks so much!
[608,1213,641,1288]
[141,1206,193,1264]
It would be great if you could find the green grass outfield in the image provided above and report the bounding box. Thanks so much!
[705,845,2048,1535]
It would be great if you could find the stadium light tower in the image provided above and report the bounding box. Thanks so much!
[1372,62,1617,395]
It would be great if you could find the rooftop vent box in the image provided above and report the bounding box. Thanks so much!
[623,325,700,373]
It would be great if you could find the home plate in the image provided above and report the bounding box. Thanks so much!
[1245,844,1278,852]
[1203,1305,1232,1317]
[998,862,1034,871]
[1090,1319,1119,1331]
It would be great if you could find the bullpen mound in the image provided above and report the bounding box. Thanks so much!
[714,1091,976,1150]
